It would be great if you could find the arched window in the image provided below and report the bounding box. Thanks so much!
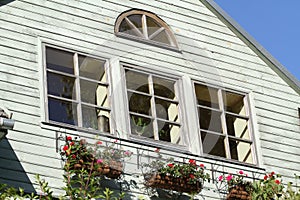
[115,9,178,48]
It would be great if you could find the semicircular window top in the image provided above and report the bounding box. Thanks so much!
[115,10,178,49]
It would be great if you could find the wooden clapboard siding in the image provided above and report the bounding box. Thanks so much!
[0,0,299,199]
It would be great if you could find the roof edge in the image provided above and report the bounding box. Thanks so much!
[201,0,300,95]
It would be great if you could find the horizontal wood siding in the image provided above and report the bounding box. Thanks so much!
[0,0,299,199]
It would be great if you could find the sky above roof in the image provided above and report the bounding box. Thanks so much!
[213,0,300,82]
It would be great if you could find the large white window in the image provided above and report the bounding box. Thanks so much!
[194,83,255,164]
[124,66,182,145]
[44,46,111,132]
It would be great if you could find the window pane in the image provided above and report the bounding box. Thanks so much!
[48,98,77,125]
[79,56,106,82]
[82,106,110,132]
[153,77,176,99]
[47,72,76,100]
[223,91,246,115]
[229,139,253,164]
[147,16,161,36]
[127,14,143,31]
[198,107,223,133]
[46,47,74,74]
[128,92,151,116]
[125,70,149,93]
[155,98,179,123]
[119,20,138,36]
[80,80,109,107]
[157,121,181,144]
[152,30,170,45]
[226,114,250,140]
[130,115,154,138]
[195,84,219,108]
[201,132,226,158]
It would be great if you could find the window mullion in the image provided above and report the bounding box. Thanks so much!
[125,17,144,38]
[142,14,148,39]
[149,75,159,140]
[218,89,231,159]
[74,53,82,127]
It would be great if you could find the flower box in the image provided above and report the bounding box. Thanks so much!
[96,160,123,179]
[145,173,203,193]
[226,185,251,200]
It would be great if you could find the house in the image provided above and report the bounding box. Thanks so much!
[0,0,299,199]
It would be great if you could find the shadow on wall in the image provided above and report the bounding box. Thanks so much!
[0,137,36,193]
[0,0,16,6]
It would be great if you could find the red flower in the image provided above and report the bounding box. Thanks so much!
[239,170,244,175]
[189,174,195,179]
[275,180,280,184]
[69,142,74,146]
[271,171,275,176]
[189,159,196,165]
[264,175,268,180]
[97,141,102,145]
[154,148,160,153]
[199,164,205,168]
[66,136,72,141]
[72,154,76,159]
[167,163,174,168]
[63,145,69,151]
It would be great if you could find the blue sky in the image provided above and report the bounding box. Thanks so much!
[213,0,300,82]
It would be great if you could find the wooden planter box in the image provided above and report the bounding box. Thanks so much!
[145,173,203,193]
[226,185,251,200]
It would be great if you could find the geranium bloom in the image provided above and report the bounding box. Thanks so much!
[189,174,195,179]
[264,175,268,180]
[124,150,132,156]
[218,175,223,181]
[167,163,174,168]
[154,148,160,153]
[72,154,76,159]
[97,141,102,145]
[63,145,69,151]
[66,136,72,141]
[275,180,280,184]
[97,159,103,164]
[239,170,244,175]
[189,159,196,165]
[69,142,74,146]
[226,175,233,181]
[199,164,205,168]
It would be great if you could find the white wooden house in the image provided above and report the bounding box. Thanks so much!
[0,0,299,199]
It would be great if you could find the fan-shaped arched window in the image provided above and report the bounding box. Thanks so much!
[115,9,178,49]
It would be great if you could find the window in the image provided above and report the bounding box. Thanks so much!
[194,83,255,164]
[115,9,178,48]
[44,46,110,132]
[124,66,182,145]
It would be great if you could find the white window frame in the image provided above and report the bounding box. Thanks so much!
[192,80,259,165]
[41,43,113,134]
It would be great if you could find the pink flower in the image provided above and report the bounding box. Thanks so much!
[226,175,233,181]
[114,139,118,143]
[199,164,205,168]
[124,150,132,156]
[96,159,103,164]
[218,175,223,181]
[239,170,244,175]
[154,148,160,153]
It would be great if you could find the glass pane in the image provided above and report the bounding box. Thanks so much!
[125,70,149,93]
[194,84,219,108]
[229,139,253,164]
[130,115,153,138]
[223,91,246,115]
[152,29,170,45]
[226,115,250,140]
[80,80,109,107]
[147,16,161,36]
[79,55,106,82]
[155,98,179,123]
[198,107,223,133]
[153,77,176,99]
[82,106,110,132]
[47,72,76,100]
[46,47,74,74]
[48,98,77,125]
[127,14,143,31]
[157,120,181,144]
[201,132,226,158]
[128,92,151,116]
[119,20,138,36]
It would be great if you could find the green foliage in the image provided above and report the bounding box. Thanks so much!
[281,174,300,200]
[218,170,253,193]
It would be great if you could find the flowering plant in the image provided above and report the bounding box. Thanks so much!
[218,170,252,192]
[158,159,210,184]
[251,172,284,199]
